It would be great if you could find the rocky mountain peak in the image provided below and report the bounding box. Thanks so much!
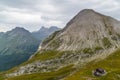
[79,9,96,14]
[6,27,31,36]
[38,26,60,32]
[39,26,47,31]
[41,9,120,51]
[13,27,29,33]
[75,9,98,17]
[66,9,104,28]
[32,26,60,41]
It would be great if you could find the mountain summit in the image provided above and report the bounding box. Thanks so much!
[41,9,120,51]
[66,9,102,27]
[6,27,31,37]
[0,27,40,71]
[5,9,120,80]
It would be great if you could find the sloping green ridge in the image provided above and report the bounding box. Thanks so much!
[7,64,74,80]
[3,50,64,75]
[65,49,120,80]
[0,50,74,80]
[1,49,120,80]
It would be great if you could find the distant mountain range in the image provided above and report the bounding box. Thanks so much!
[0,26,60,71]
[32,26,61,42]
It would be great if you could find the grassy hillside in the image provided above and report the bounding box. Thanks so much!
[65,49,120,80]
[0,50,66,76]
[17,50,64,66]
[1,49,120,80]
[7,64,75,80]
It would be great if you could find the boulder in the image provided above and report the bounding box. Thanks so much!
[93,68,106,77]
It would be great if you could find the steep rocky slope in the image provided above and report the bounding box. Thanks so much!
[41,9,120,51]
[5,9,120,80]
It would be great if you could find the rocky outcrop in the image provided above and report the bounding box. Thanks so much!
[93,68,106,77]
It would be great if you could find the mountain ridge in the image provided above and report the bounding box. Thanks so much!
[0,27,40,70]
[40,9,120,51]
[32,26,61,41]
[3,9,120,80]
[0,26,60,71]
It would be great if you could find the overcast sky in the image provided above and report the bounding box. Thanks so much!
[0,0,120,32]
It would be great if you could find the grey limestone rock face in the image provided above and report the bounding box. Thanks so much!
[41,9,120,51]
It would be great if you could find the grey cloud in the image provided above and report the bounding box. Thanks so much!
[0,0,120,32]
